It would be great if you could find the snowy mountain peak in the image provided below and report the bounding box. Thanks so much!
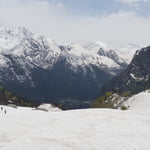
[0,27,60,54]
[0,27,30,52]
[84,41,110,51]
[64,43,94,58]
[0,27,33,40]
[95,41,110,50]
[0,27,63,68]
[0,27,135,79]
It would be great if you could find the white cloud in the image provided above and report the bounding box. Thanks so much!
[0,0,150,48]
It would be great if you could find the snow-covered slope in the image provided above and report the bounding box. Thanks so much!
[0,105,150,150]
[122,90,150,111]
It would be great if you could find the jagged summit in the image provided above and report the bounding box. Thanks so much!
[0,27,33,51]
[0,27,131,73]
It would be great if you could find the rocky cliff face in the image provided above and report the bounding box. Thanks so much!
[101,46,150,96]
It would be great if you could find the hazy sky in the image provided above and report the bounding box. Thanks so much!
[0,0,150,48]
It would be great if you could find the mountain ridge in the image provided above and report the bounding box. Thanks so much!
[0,27,134,109]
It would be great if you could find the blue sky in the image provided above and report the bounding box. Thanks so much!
[0,0,150,48]
[41,0,150,16]
[47,0,122,15]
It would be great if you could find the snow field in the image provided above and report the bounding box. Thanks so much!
[0,103,150,150]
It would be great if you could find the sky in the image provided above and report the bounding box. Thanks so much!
[0,0,150,48]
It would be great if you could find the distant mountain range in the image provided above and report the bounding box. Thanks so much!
[0,27,134,109]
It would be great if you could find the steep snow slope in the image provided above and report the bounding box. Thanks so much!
[0,105,150,150]
[123,90,150,111]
